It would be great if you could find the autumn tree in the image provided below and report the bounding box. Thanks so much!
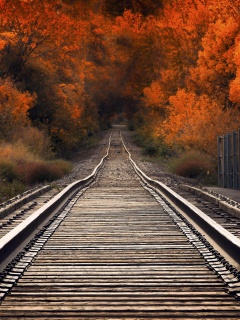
[159,89,239,155]
[94,10,161,123]
[2,0,240,159]
[230,34,240,104]
[139,0,240,156]
[0,0,100,153]
[138,0,209,141]
[0,0,76,78]
[0,78,35,139]
[190,17,240,106]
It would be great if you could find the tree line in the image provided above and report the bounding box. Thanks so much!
[0,0,239,157]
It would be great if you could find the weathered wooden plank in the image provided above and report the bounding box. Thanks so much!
[1,305,240,311]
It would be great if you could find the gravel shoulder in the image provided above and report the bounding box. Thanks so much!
[55,130,111,188]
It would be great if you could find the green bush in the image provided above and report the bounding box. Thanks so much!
[0,160,18,182]
[133,133,171,158]
[128,123,134,131]
[0,180,26,203]
[79,136,98,151]
[143,142,159,157]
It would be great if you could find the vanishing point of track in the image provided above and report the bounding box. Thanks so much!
[0,128,240,319]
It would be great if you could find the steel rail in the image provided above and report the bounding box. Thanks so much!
[0,185,52,220]
[1,129,240,315]
[0,134,112,269]
[121,133,240,268]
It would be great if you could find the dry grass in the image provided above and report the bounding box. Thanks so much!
[17,160,72,185]
[10,126,53,159]
[0,142,72,192]
[169,151,216,181]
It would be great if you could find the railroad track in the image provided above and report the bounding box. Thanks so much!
[174,185,240,239]
[1,128,240,319]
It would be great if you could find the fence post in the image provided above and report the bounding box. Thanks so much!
[218,129,240,190]
[233,131,237,189]
[223,134,227,188]
[228,132,233,189]
[218,135,224,187]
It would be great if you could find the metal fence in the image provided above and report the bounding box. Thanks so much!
[218,129,240,189]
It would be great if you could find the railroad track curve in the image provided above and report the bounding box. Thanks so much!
[0,128,240,319]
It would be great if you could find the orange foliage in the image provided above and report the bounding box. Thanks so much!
[0,78,35,138]
[1,0,240,157]
[190,17,239,104]
[0,0,101,152]
[159,90,240,155]
[0,0,83,77]
[140,0,240,156]
[57,83,84,122]
[229,34,240,104]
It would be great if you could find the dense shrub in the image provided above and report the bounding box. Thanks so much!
[11,126,53,159]
[49,160,73,175]
[17,160,72,185]
[0,180,26,203]
[143,142,159,157]
[0,142,72,188]
[133,132,171,158]
[0,160,18,182]
[170,151,215,179]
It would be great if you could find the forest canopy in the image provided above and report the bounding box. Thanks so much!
[0,0,240,157]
